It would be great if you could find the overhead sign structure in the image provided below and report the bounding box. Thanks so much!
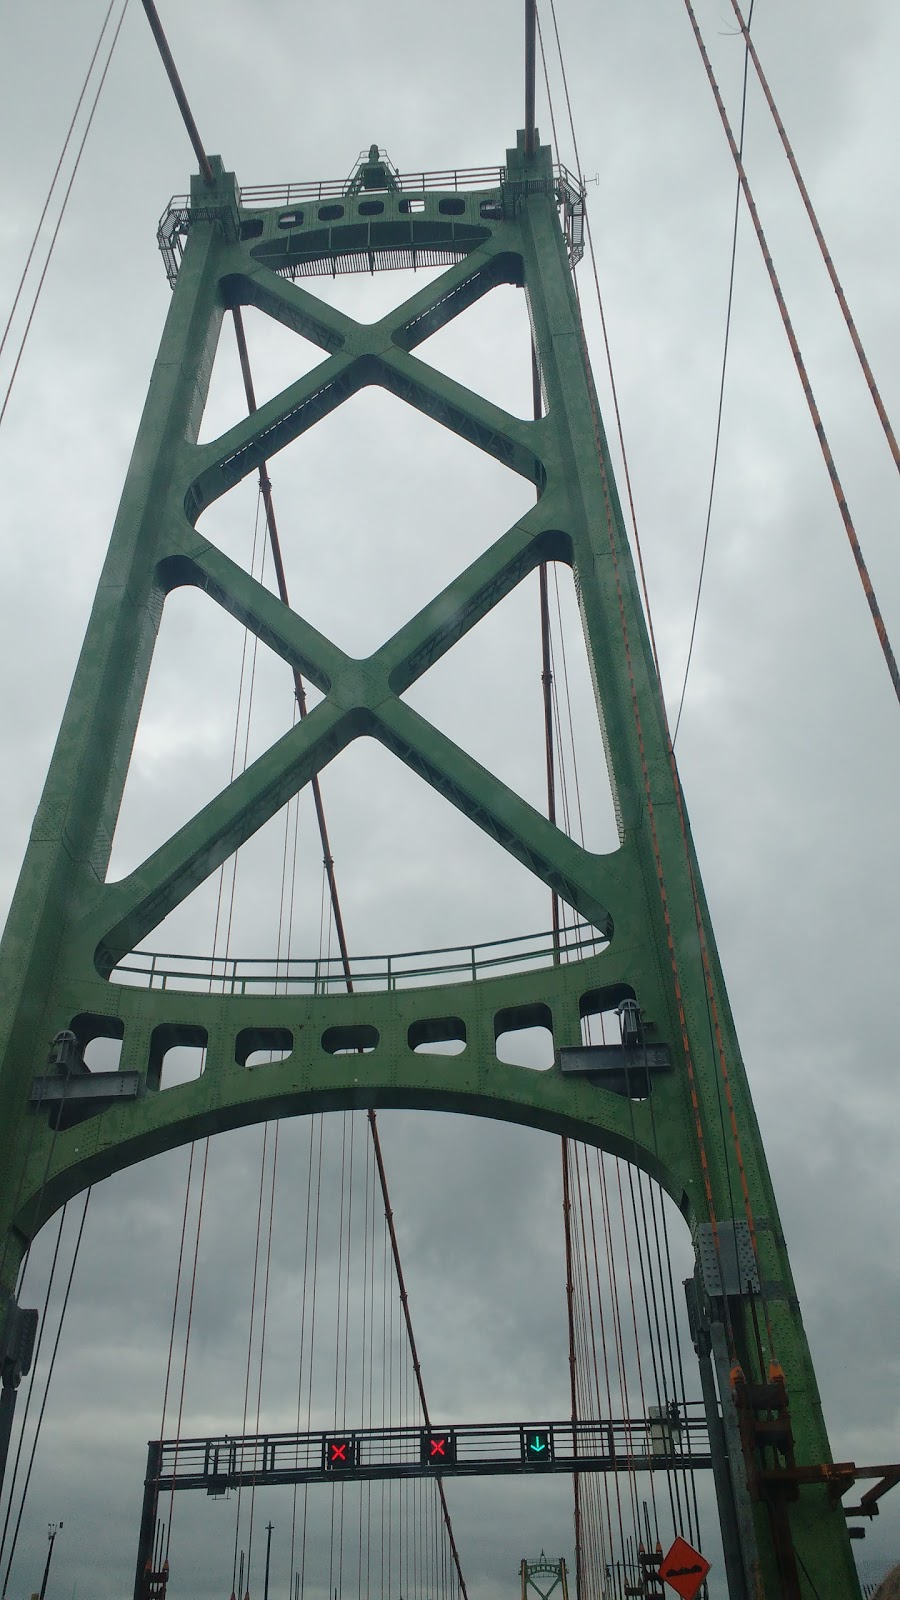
[324,1436,359,1472]
[420,1430,456,1466]
[658,1537,711,1600]
[521,1428,554,1467]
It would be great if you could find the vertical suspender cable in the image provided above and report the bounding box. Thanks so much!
[230,308,356,988]
[0,1192,91,1597]
[540,0,665,690]
[230,313,468,1600]
[671,0,755,745]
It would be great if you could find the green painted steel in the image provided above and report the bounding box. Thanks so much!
[0,136,861,1596]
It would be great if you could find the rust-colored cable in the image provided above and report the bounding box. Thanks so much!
[231,308,356,991]
[230,309,468,1600]
[367,1114,468,1599]
[681,0,900,710]
[727,0,900,478]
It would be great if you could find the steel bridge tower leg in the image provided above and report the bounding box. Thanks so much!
[0,138,862,1596]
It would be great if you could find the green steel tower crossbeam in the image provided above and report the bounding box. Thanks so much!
[521,1553,569,1600]
[0,135,864,1597]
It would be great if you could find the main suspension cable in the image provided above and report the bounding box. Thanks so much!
[0,0,130,435]
[0,0,118,368]
[727,0,900,479]
[682,0,900,710]
[140,0,213,184]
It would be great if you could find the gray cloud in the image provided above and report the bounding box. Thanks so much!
[1,1,899,1596]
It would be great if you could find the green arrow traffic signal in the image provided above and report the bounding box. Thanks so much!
[521,1428,553,1464]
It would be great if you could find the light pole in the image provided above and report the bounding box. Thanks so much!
[38,1522,63,1600]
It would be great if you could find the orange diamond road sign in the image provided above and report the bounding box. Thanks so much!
[658,1536,711,1600]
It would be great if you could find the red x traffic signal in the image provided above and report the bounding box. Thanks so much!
[324,1436,358,1471]
[420,1430,456,1466]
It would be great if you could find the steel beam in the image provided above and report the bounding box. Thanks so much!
[0,136,864,1597]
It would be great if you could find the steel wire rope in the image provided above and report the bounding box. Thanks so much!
[614,979,693,1546]
[0,0,117,366]
[357,1129,371,1600]
[338,1112,357,1600]
[153,1140,198,1581]
[588,1151,645,1548]
[375,1184,386,1600]
[296,1117,326,1600]
[164,489,270,1574]
[208,501,286,1588]
[386,1215,394,1600]
[230,1124,272,1595]
[244,1125,281,1582]
[570,1148,629,1558]
[0,1205,67,1574]
[156,1143,196,1447]
[543,529,661,1579]
[642,1010,721,1549]
[328,1111,350,1600]
[0,1189,91,1598]
[164,1139,210,1560]
[637,1175,697,1543]
[0,0,130,435]
[527,12,587,1543]
[672,0,755,745]
[561,1141,584,1594]
[545,496,645,1576]
[574,1151,626,1587]
[647,1182,704,1549]
[622,1164,682,1537]
[165,488,268,1567]
[728,0,900,480]
[524,44,694,1529]
[0,1061,87,1563]
[567,225,737,1365]
[534,12,704,1561]
[542,0,665,689]
[287,1115,319,1597]
[233,303,470,1600]
[681,0,900,712]
[568,1215,609,1593]
[631,987,710,1558]
[230,310,470,1597]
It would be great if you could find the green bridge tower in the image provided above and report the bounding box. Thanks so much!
[0,132,866,1597]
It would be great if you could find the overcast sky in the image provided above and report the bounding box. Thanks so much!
[1,1,899,1597]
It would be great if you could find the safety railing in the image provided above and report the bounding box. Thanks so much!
[157,162,586,283]
[151,1410,711,1490]
[112,921,607,996]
